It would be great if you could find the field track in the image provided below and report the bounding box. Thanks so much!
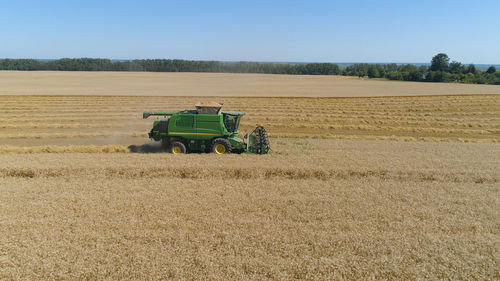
[1,71,499,97]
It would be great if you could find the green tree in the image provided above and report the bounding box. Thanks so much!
[449,61,463,74]
[486,66,496,74]
[387,71,402,80]
[466,64,477,74]
[430,53,450,72]
[428,71,451,82]
[367,65,380,78]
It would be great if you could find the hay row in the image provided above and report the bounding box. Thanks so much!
[1,166,497,184]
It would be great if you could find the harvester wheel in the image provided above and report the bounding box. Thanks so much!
[169,141,186,154]
[211,138,232,154]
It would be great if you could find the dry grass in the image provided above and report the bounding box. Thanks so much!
[1,139,499,280]
[1,71,500,97]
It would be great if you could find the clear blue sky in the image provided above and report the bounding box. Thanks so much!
[1,0,499,63]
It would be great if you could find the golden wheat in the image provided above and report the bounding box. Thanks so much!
[0,95,499,148]
[0,139,499,280]
[1,76,499,279]
[1,71,500,97]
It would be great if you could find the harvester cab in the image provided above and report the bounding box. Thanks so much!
[143,102,270,154]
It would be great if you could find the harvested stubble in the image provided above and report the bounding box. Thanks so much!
[1,91,499,279]
[1,139,499,280]
[0,145,129,153]
[0,95,499,148]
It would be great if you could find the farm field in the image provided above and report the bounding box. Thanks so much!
[0,78,499,279]
[0,95,499,150]
[1,139,499,279]
[1,71,500,97]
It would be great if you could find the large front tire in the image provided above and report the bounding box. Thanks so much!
[169,141,186,154]
[211,138,232,154]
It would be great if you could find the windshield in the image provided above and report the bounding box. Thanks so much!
[223,114,238,133]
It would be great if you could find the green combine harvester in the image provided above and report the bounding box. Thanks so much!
[143,102,270,154]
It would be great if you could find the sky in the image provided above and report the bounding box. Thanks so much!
[1,0,499,63]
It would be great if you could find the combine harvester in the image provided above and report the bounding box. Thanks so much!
[143,102,270,154]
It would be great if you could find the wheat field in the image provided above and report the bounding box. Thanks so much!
[0,95,499,149]
[1,72,500,279]
[1,71,500,97]
[1,140,499,280]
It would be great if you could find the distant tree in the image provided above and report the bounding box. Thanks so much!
[1,55,499,85]
[398,64,422,81]
[344,64,370,77]
[466,64,477,74]
[405,70,423,81]
[385,63,398,72]
[449,61,463,74]
[486,66,496,74]
[387,71,403,80]
[367,65,380,78]
[428,71,449,82]
[430,53,450,72]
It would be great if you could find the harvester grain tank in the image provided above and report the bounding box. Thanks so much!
[143,102,270,154]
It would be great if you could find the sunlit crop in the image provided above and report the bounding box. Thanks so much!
[1,139,499,280]
[0,73,499,279]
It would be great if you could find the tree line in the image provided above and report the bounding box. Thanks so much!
[0,58,340,75]
[344,53,499,85]
[0,54,498,85]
